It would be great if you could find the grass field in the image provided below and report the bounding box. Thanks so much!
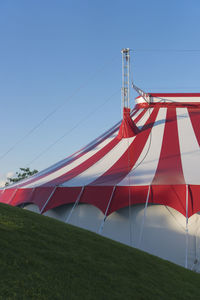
[0,203,200,299]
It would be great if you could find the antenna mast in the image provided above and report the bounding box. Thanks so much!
[121,48,130,109]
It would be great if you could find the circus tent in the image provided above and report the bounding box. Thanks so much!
[1,49,200,270]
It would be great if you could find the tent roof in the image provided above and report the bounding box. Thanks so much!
[1,94,200,218]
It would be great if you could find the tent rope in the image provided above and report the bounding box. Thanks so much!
[185,184,189,268]
[191,235,199,272]
[127,136,133,247]
[0,57,117,163]
[193,222,200,271]
[98,186,116,235]
[40,186,58,214]
[164,206,185,232]
[26,88,120,167]
[65,186,85,223]
[138,185,151,248]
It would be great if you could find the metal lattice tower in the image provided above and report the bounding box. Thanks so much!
[121,48,130,109]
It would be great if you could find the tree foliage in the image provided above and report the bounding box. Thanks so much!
[5,167,38,186]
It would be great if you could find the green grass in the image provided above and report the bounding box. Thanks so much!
[0,203,200,300]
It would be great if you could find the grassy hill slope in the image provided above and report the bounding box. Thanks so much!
[0,203,200,299]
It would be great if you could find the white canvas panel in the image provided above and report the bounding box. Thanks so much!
[177,108,200,184]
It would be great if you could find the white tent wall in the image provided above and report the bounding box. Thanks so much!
[24,203,200,271]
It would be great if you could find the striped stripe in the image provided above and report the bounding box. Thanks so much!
[136,109,152,129]
[25,133,119,188]
[21,108,145,188]
[62,137,135,187]
[130,108,143,120]
[131,108,146,124]
[177,108,200,184]
[14,107,142,189]
[91,107,159,186]
[152,108,185,185]
[118,108,167,186]
[12,123,120,188]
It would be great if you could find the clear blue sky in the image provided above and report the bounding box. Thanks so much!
[1,0,200,185]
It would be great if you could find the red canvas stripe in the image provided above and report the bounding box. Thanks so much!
[79,186,113,213]
[91,107,159,186]
[107,185,186,216]
[42,186,114,214]
[31,187,55,210]
[0,189,16,204]
[8,184,195,218]
[152,108,185,185]
[40,184,192,218]
[108,186,149,215]
[188,185,200,217]
[78,184,189,217]
[104,185,187,217]
[9,188,34,206]
[6,187,55,211]
[43,187,82,212]
[188,108,200,147]
[151,185,186,216]
[0,190,4,200]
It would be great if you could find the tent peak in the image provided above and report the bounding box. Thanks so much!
[118,107,139,139]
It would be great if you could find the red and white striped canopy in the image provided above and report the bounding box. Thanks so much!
[1,93,200,218]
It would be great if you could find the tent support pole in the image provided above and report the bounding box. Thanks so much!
[65,186,85,223]
[138,185,151,248]
[98,186,116,235]
[185,184,189,269]
[40,186,57,214]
